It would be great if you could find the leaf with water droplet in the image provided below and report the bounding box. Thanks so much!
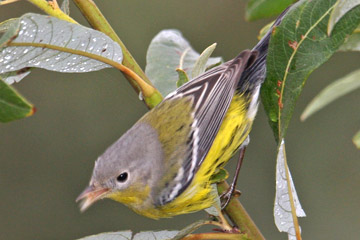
[274,140,305,240]
[261,0,360,143]
[77,230,182,240]
[77,231,132,240]
[145,29,222,96]
[0,13,123,79]
[0,76,34,122]
[133,231,179,240]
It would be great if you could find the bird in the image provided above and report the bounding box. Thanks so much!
[76,9,289,219]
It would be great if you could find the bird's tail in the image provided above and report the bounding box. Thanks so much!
[237,6,292,94]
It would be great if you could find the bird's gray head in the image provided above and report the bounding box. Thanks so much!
[77,121,164,211]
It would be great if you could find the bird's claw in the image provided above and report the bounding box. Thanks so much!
[220,189,241,210]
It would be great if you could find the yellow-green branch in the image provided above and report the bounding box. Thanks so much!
[26,0,77,23]
[217,181,265,240]
[182,232,247,240]
[71,0,159,102]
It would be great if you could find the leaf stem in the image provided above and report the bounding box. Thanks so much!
[26,0,77,23]
[217,181,265,240]
[183,232,247,240]
[71,0,161,107]
[281,142,301,240]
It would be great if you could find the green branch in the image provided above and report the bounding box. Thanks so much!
[27,0,77,23]
[217,181,265,240]
[72,0,162,108]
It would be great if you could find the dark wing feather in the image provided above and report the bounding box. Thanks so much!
[238,5,292,93]
[157,6,293,206]
[157,50,256,205]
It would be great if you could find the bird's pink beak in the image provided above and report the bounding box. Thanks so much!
[76,185,110,212]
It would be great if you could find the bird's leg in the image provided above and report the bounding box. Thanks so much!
[220,144,247,209]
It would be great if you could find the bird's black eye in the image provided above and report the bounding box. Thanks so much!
[116,172,128,183]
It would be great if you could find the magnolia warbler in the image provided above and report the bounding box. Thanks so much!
[77,10,289,219]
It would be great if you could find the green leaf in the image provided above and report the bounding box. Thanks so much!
[78,231,132,240]
[0,13,123,81]
[246,0,295,21]
[145,29,222,96]
[192,43,217,78]
[301,69,360,121]
[339,25,360,51]
[176,68,189,88]
[261,0,360,142]
[0,77,34,123]
[210,168,229,183]
[328,0,360,35]
[257,21,274,40]
[353,130,360,149]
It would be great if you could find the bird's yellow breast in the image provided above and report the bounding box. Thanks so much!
[154,94,253,218]
[110,94,254,219]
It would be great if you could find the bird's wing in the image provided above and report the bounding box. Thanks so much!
[156,50,257,205]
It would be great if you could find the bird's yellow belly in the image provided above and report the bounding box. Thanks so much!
[155,94,253,218]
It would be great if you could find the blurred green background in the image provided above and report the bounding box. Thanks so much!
[1,1,359,239]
